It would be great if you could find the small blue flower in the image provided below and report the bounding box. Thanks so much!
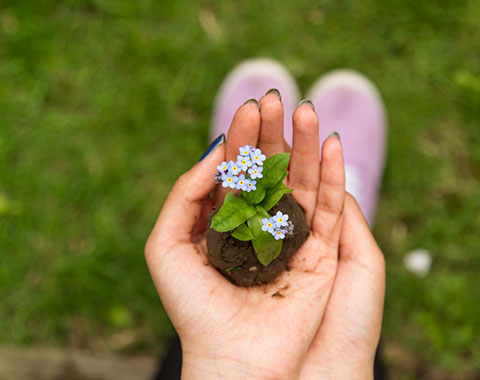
[221,173,238,189]
[239,145,254,157]
[237,155,252,171]
[217,161,229,173]
[248,164,263,179]
[273,228,286,240]
[245,179,256,192]
[250,148,266,165]
[261,218,275,234]
[228,161,241,175]
[273,211,289,227]
[235,174,248,191]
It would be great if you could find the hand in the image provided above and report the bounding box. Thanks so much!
[145,93,350,380]
[298,193,385,380]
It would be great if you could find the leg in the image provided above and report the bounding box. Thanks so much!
[153,334,182,380]
[306,70,387,224]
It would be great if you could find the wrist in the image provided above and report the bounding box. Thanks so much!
[181,347,296,380]
[321,363,374,380]
[301,358,373,380]
[342,359,374,380]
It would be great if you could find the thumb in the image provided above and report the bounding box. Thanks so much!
[323,192,385,350]
[339,193,385,267]
[306,193,385,368]
[146,135,226,250]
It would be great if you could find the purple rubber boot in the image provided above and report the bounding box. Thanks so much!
[306,70,387,224]
[211,58,300,143]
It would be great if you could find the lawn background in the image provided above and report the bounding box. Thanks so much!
[1,0,480,378]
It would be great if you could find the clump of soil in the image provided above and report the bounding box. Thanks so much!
[206,193,309,286]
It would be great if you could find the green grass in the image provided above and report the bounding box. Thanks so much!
[1,0,480,376]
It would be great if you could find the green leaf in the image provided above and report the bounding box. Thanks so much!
[261,153,290,188]
[211,192,257,232]
[231,222,254,241]
[260,182,294,211]
[241,153,290,206]
[257,243,282,266]
[242,186,266,205]
[247,210,283,266]
[255,205,271,218]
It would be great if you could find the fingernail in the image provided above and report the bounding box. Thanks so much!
[265,88,282,102]
[297,99,315,111]
[199,134,225,161]
[329,131,340,140]
[242,98,260,109]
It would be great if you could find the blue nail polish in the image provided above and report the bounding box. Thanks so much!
[199,134,225,161]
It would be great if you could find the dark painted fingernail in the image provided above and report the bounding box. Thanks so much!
[265,88,282,102]
[329,131,340,140]
[297,99,315,111]
[199,134,225,161]
[242,98,260,109]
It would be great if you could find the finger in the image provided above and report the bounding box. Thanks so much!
[288,101,320,225]
[145,140,234,319]
[257,89,285,157]
[226,99,261,161]
[339,193,385,266]
[215,100,261,204]
[146,138,226,250]
[311,135,345,249]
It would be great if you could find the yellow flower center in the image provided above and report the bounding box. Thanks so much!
[267,223,272,227]
[253,170,258,174]
[227,178,232,182]
[278,218,283,223]
[239,180,244,185]
[254,155,259,160]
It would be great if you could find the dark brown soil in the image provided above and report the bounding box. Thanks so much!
[206,193,309,286]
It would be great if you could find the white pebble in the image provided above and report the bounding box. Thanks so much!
[404,248,432,277]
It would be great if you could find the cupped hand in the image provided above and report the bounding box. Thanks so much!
[298,192,385,380]
[146,92,385,380]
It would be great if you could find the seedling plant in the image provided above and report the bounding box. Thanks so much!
[211,145,294,266]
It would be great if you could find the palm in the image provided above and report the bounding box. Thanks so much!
[152,226,338,377]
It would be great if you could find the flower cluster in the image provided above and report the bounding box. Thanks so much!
[261,211,294,240]
[214,145,266,192]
